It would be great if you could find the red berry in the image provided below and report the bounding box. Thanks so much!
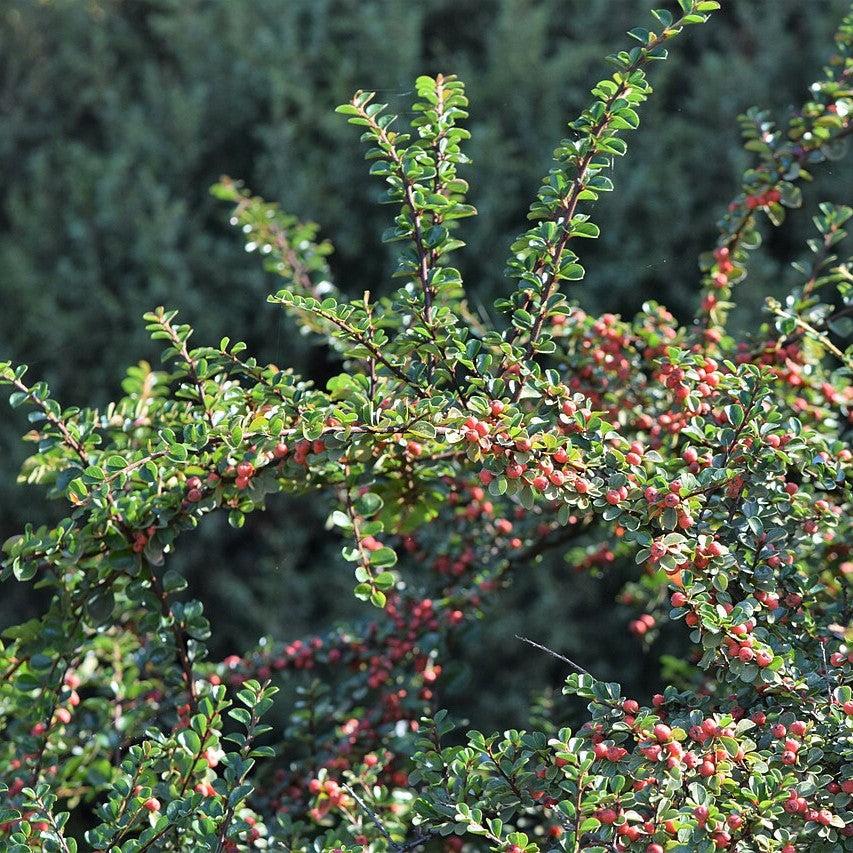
[755,650,773,668]
[653,723,672,742]
[712,830,731,848]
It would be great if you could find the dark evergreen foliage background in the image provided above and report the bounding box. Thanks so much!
[1,0,848,727]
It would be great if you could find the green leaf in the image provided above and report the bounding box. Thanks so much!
[369,547,397,568]
[177,729,201,754]
[354,492,383,517]
[571,222,600,239]
[561,263,586,280]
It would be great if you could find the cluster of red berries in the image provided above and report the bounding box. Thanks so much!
[464,398,614,503]
[644,479,695,532]
[224,634,328,686]
[721,620,774,668]
[307,777,347,823]
[131,524,158,553]
[573,703,850,850]
[583,312,635,385]
[233,460,255,490]
[1,671,84,801]
[215,585,482,814]
[570,543,616,574]
[744,186,781,209]
[656,356,722,411]
[629,613,656,636]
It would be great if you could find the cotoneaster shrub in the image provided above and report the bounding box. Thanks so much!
[1,2,852,851]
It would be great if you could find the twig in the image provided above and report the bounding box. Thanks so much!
[766,300,850,365]
[147,562,197,708]
[820,642,834,706]
[342,783,396,846]
[396,833,435,852]
[11,377,88,463]
[342,782,437,852]
[515,635,594,679]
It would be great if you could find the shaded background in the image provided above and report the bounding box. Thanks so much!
[1,0,850,729]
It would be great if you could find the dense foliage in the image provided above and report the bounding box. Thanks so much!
[1,0,850,696]
[1,2,852,852]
